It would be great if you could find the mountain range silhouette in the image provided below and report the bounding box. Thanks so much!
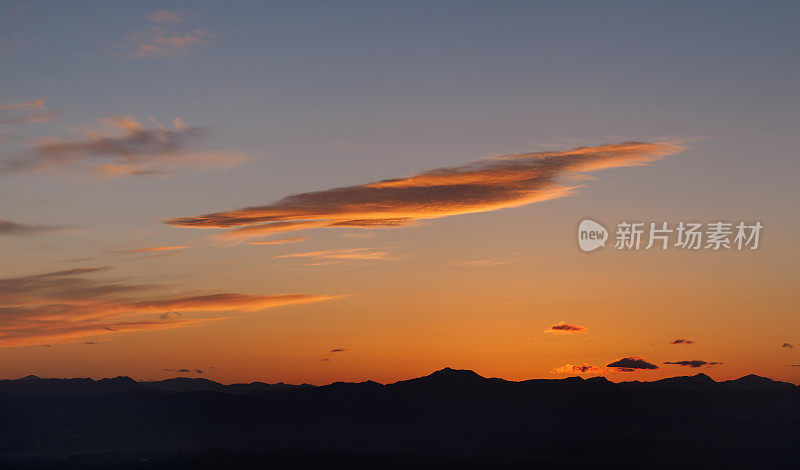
[1,367,798,469]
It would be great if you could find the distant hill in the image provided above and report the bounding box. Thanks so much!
[1,368,798,468]
[1,368,794,396]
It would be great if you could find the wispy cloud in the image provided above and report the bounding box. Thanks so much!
[148,11,186,23]
[247,236,308,246]
[167,142,683,239]
[0,111,60,126]
[449,258,514,267]
[0,97,59,128]
[119,11,208,58]
[90,164,169,178]
[0,97,47,111]
[545,322,588,335]
[663,360,722,368]
[275,248,396,263]
[670,338,695,345]
[0,267,336,347]
[606,357,659,372]
[0,219,67,236]
[0,219,64,236]
[114,245,187,255]
[2,116,246,177]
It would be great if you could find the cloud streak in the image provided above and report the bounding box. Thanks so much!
[114,246,187,255]
[275,248,396,263]
[2,116,246,177]
[663,360,722,368]
[0,97,58,129]
[167,142,683,239]
[0,98,47,111]
[449,258,514,267]
[0,267,336,347]
[0,219,66,236]
[121,11,208,58]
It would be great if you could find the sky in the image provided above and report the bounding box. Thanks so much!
[1,1,799,385]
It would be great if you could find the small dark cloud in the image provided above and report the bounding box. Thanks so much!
[663,360,722,368]
[321,348,347,362]
[84,341,97,345]
[670,339,695,345]
[546,322,588,335]
[782,343,794,349]
[606,357,659,371]
[158,311,182,320]
[163,368,203,374]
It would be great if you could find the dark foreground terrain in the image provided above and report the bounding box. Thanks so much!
[1,368,798,469]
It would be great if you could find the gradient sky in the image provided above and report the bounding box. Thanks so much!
[1,1,799,385]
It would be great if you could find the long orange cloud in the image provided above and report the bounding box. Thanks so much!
[166,142,683,239]
[275,248,396,262]
[0,267,337,347]
[114,245,187,254]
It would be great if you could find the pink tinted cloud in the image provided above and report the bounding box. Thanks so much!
[120,12,208,59]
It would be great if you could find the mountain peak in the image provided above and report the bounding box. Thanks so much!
[721,374,796,391]
[18,374,42,381]
[428,367,485,379]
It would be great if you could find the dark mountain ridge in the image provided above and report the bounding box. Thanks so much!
[1,367,794,396]
[1,367,799,468]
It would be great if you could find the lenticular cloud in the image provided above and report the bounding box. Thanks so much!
[167,141,683,240]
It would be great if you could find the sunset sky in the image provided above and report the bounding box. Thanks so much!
[1,1,798,385]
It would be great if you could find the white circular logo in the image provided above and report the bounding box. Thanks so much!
[578,219,608,252]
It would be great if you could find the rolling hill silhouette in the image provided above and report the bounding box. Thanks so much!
[1,368,798,469]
